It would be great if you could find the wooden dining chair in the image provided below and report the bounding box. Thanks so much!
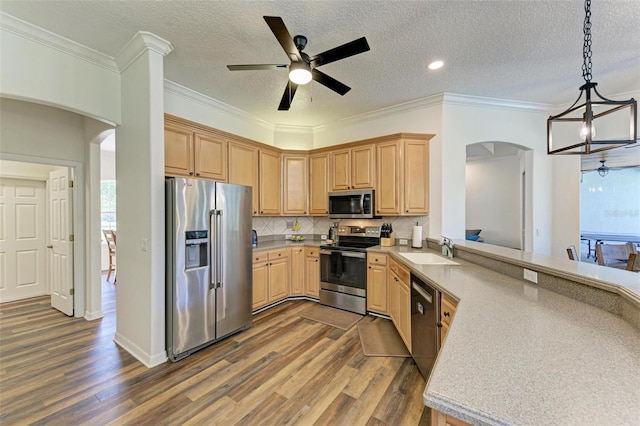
[627,253,640,272]
[566,245,578,261]
[596,243,636,269]
[103,230,117,282]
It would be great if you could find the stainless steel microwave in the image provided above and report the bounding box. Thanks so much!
[328,189,376,219]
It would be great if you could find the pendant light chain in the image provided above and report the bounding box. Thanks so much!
[582,0,593,83]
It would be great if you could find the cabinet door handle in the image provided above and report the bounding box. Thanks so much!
[406,210,409,213]
[444,311,451,317]
[189,172,194,175]
[196,172,200,176]
[315,259,318,262]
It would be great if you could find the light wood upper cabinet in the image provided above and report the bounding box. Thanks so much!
[351,144,375,189]
[330,149,351,190]
[403,139,429,214]
[330,144,375,191]
[376,141,401,216]
[164,118,228,181]
[309,153,329,215]
[283,155,308,215]
[259,149,282,215]
[194,133,227,181]
[164,124,194,177]
[375,137,429,216]
[228,141,259,216]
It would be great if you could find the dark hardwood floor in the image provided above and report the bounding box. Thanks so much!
[0,276,429,425]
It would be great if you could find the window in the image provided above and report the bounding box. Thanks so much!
[101,180,116,231]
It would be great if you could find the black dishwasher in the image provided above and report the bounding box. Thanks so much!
[410,273,441,379]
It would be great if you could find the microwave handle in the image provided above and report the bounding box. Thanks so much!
[360,194,365,214]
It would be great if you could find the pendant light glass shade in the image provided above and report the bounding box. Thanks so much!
[289,62,312,85]
[547,0,637,155]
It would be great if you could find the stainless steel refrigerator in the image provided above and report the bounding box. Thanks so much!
[165,177,252,361]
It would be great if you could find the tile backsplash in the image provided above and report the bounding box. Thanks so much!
[252,216,429,240]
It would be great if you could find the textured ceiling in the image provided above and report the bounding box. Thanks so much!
[1,0,639,128]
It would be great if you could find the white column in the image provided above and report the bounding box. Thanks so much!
[83,118,112,320]
[114,32,173,367]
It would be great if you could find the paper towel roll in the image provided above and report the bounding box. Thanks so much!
[412,225,423,248]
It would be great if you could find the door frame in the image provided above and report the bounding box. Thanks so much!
[0,153,86,318]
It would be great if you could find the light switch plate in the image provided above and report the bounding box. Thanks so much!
[523,268,538,283]
[399,239,408,245]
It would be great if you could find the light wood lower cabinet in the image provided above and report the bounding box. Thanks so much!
[440,292,458,345]
[389,257,411,352]
[367,253,388,315]
[431,409,472,426]
[252,249,290,310]
[290,247,305,296]
[304,247,320,298]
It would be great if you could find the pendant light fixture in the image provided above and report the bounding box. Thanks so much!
[547,0,637,155]
[597,160,609,177]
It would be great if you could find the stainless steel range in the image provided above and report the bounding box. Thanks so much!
[319,226,381,315]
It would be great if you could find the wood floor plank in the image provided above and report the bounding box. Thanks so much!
[0,276,428,425]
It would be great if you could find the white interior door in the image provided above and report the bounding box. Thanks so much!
[0,178,47,302]
[49,168,74,316]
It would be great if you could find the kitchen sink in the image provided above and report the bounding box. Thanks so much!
[398,252,460,265]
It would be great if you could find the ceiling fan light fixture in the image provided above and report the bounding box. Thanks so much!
[547,0,637,155]
[289,62,312,85]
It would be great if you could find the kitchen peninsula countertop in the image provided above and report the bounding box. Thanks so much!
[371,245,640,425]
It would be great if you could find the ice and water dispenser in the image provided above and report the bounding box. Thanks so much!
[185,230,208,269]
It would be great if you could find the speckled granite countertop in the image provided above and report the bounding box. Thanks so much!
[252,240,323,252]
[372,245,640,425]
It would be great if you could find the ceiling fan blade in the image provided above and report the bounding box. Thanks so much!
[263,16,302,63]
[312,69,351,95]
[278,81,298,111]
[227,64,287,71]
[309,37,370,68]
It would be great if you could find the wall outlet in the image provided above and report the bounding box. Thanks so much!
[285,234,292,240]
[399,239,408,245]
[286,221,294,228]
[141,238,148,252]
[321,234,327,240]
[523,268,538,283]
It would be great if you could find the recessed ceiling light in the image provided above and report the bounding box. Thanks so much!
[428,60,444,70]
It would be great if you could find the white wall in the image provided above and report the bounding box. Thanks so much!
[100,150,116,180]
[0,160,57,179]
[0,15,121,125]
[0,98,91,317]
[440,96,554,255]
[466,155,521,249]
[164,81,275,145]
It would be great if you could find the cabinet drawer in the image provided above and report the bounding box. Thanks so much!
[397,267,410,286]
[268,248,289,260]
[253,251,269,263]
[305,247,319,258]
[367,253,387,266]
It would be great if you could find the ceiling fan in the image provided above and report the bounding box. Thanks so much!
[581,160,639,177]
[227,16,370,111]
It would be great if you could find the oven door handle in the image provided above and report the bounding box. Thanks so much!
[338,251,366,259]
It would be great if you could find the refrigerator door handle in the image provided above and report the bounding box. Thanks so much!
[210,210,218,289]
[216,210,223,288]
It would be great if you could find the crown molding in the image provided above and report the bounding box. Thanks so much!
[0,12,118,73]
[115,31,173,73]
[274,124,313,135]
[313,94,444,133]
[164,80,275,133]
[441,92,553,112]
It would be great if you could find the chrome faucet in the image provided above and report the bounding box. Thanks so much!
[440,237,455,258]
